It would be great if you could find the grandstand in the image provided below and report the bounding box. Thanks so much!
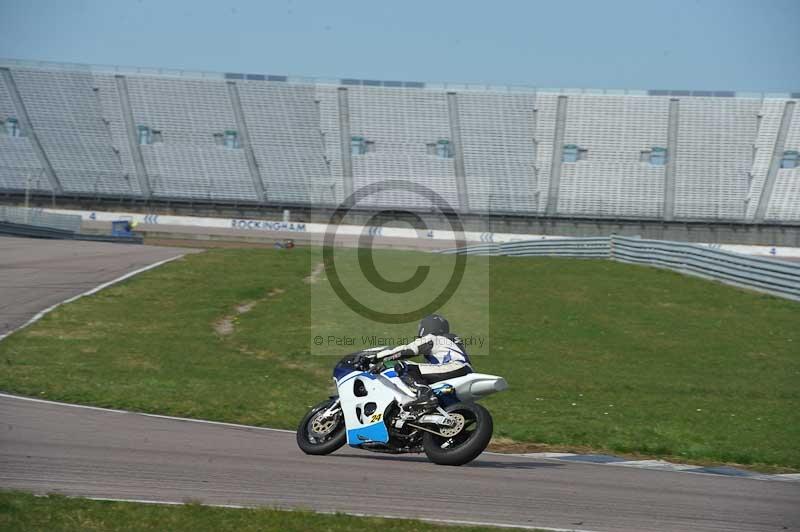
[0,58,798,223]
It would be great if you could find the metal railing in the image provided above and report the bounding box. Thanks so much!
[441,236,800,302]
[0,206,82,234]
[502,237,611,258]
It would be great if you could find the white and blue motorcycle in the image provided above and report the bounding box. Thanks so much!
[297,348,508,466]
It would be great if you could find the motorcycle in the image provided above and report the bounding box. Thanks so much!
[297,348,508,466]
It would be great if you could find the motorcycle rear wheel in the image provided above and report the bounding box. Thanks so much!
[296,398,346,455]
[422,402,493,466]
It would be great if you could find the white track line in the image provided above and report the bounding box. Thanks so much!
[39,495,600,532]
[0,392,295,434]
[608,460,700,471]
[0,254,186,342]
[774,473,800,480]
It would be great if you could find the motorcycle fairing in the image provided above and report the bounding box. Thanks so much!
[336,369,402,446]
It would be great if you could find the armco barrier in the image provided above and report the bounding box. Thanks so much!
[611,236,800,301]
[0,206,82,233]
[0,221,76,239]
[501,238,610,258]
[439,242,499,255]
[0,207,143,244]
[441,237,610,258]
[441,236,800,302]
[0,221,143,244]
[75,233,144,245]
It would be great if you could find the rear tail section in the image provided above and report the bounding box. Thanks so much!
[434,373,508,402]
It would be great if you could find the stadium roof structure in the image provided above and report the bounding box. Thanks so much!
[2,57,797,100]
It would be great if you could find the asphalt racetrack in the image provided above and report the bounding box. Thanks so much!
[1,236,799,531]
[1,395,798,532]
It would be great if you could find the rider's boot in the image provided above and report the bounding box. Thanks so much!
[406,386,437,411]
[399,376,438,411]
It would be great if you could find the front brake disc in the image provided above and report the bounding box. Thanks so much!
[311,412,338,436]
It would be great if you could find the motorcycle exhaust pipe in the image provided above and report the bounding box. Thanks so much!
[470,378,508,397]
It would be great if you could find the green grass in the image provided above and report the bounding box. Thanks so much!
[0,247,798,470]
[0,491,505,531]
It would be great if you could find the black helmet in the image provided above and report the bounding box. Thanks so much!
[418,314,449,337]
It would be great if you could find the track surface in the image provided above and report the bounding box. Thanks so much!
[0,236,197,336]
[1,395,798,532]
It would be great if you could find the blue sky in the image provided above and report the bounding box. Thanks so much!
[0,0,798,91]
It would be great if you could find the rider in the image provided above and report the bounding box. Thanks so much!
[374,314,472,410]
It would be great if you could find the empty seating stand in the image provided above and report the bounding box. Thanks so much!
[10,68,134,196]
[767,103,800,221]
[459,91,538,214]
[557,94,670,218]
[0,59,798,222]
[237,81,330,204]
[124,75,255,202]
[340,85,459,210]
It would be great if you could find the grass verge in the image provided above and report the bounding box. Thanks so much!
[0,247,798,470]
[0,491,506,531]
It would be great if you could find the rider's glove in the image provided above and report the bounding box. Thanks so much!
[393,360,408,375]
[353,353,370,370]
[417,340,434,355]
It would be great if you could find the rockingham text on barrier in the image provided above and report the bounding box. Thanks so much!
[230,219,307,232]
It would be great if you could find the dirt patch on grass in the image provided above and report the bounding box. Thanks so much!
[235,302,257,314]
[488,437,555,454]
[304,262,325,284]
[488,437,619,456]
[214,288,286,336]
[213,318,236,336]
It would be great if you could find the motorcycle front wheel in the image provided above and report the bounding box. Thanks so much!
[422,402,493,466]
[296,398,346,455]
